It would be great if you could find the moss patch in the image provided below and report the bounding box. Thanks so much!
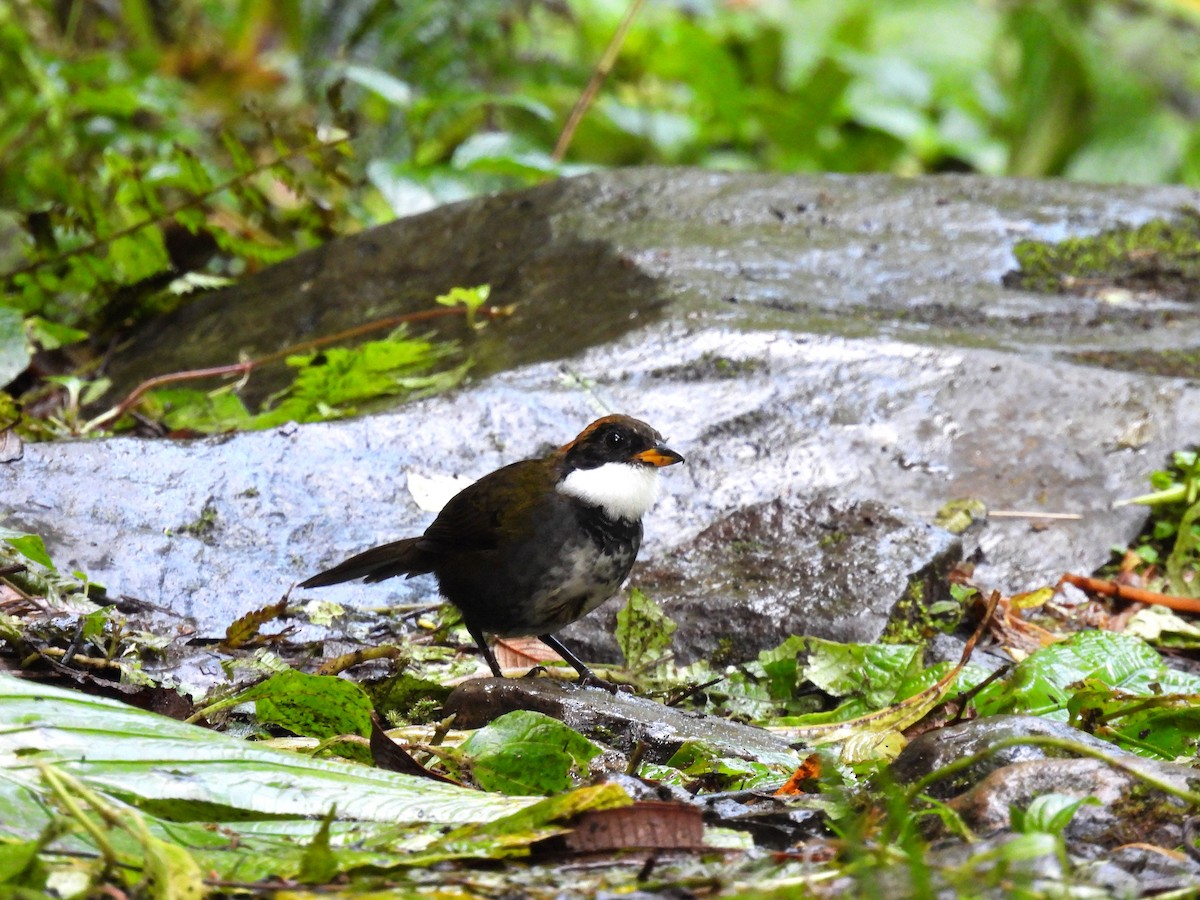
[1003,211,1200,300]
[881,573,962,644]
[648,351,767,382]
[1068,347,1200,379]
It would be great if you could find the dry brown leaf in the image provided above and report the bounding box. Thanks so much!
[369,713,461,786]
[221,599,289,649]
[775,754,822,796]
[550,802,706,854]
[493,636,562,671]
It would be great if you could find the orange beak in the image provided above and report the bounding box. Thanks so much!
[633,446,684,467]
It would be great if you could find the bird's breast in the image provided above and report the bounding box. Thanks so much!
[514,532,640,635]
[435,500,642,637]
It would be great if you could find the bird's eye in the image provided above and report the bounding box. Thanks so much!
[606,431,625,448]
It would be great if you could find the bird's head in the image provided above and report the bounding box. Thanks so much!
[556,414,684,521]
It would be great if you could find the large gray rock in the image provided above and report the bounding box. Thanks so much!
[3,171,1198,669]
[102,169,1200,401]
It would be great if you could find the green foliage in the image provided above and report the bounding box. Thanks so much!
[0,1,360,425]
[1125,605,1200,650]
[0,676,603,892]
[1,6,355,330]
[1010,793,1101,837]
[225,669,375,742]
[134,325,466,434]
[0,307,27,388]
[456,710,601,795]
[296,809,340,885]
[972,629,1200,759]
[435,283,492,328]
[665,741,784,791]
[763,638,940,729]
[804,640,924,709]
[3,574,1198,893]
[1114,450,1200,597]
[369,673,453,725]
[0,528,55,570]
[1009,215,1200,298]
[614,587,676,671]
[0,529,103,623]
[4,0,1200,436]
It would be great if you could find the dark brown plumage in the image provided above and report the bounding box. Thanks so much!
[301,414,683,683]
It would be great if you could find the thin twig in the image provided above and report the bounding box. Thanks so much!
[1057,572,1200,615]
[552,0,646,162]
[987,510,1083,520]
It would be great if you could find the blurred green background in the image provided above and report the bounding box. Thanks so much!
[1,0,1199,388]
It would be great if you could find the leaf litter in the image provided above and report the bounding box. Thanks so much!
[2,468,1200,895]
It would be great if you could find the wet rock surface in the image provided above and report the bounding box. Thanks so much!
[444,676,799,765]
[5,327,1196,649]
[576,492,961,662]
[4,171,1200,653]
[892,714,1199,795]
[892,715,1200,852]
[100,169,1200,402]
[2,170,1200,648]
[4,169,1200,895]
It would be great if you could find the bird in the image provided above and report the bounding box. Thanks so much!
[300,414,684,686]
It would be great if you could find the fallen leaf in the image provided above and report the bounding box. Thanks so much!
[222,598,289,649]
[494,636,562,671]
[370,713,461,786]
[774,754,822,795]
[544,802,706,854]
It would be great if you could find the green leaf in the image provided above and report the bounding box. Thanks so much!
[210,326,468,430]
[802,639,923,707]
[972,631,1200,759]
[614,588,677,670]
[755,634,807,701]
[968,831,1062,867]
[435,284,490,313]
[296,807,339,884]
[341,64,414,107]
[24,317,88,351]
[219,131,256,176]
[235,669,374,740]
[1165,499,1200,597]
[0,675,536,836]
[149,389,254,433]
[665,741,786,791]
[0,306,30,388]
[139,830,206,900]
[459,711,600,795]
[1125,605,1200,649]
[0,839,43,887]
[0,530,55,570]
[1012,793,1100,836]
[418,783,630,863]
[451,132,560,177]
[973,631,1200,719]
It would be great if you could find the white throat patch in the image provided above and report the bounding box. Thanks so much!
[558,462,661,521]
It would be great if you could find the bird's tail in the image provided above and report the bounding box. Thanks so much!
[299,537,433,587]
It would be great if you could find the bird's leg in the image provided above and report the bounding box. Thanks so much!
[538,633,619,692]
[466,622,504,677]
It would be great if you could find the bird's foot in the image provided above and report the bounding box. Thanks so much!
[521,665,548,679]
[577,671,632,694]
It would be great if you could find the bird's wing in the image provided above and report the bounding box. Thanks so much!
[418,458,555,554]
